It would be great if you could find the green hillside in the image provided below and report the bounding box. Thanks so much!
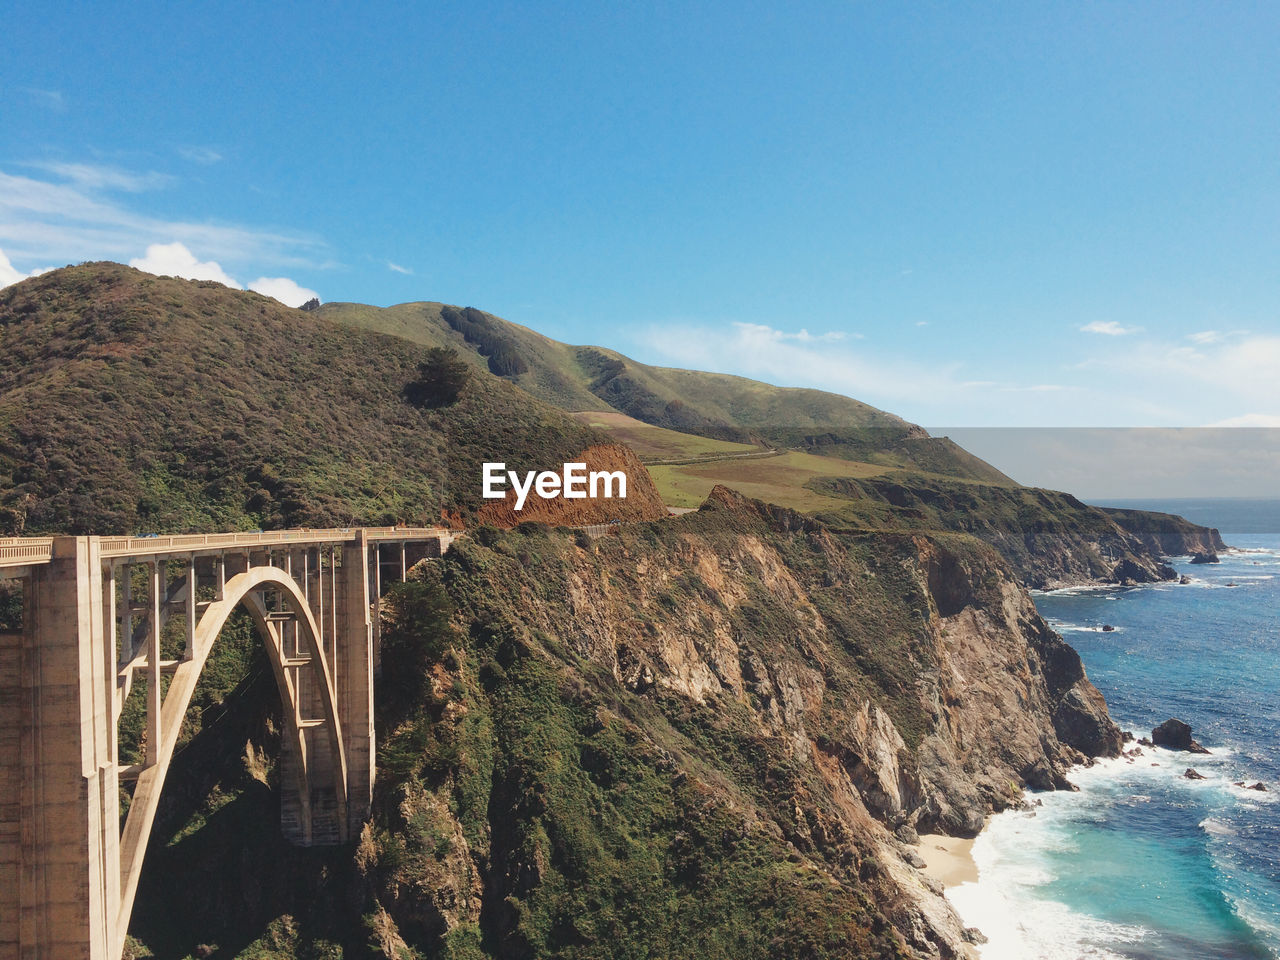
[0,264,602,535]
[316,301,991,472]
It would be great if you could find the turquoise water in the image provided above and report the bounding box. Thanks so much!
[949,509,1280,959]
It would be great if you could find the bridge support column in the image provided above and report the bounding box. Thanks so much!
[335,533,374,837]
[9,538,118,959]
[1,611,23,958]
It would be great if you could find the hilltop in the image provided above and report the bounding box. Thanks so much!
[0,264,660,534]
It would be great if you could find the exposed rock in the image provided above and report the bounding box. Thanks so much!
[963,927,989,945]
[1102,624,1115,632]
[1028,621,1124,759]
[1180,575,1192,584]
[1184,768,1207,780]
[1152,718,1210,754]
[894,823,920,845]
[1138,736,1153,747]
[1110,558,1153,584]
[1023,758,1056,792]
[1190,552,1220,564]
[1248,782,1268,792]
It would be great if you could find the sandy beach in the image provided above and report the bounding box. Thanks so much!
[916,833,979,888]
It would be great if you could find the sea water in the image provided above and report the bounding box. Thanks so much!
[948,499,1280,960]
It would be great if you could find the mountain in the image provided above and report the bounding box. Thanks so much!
[317,300,1012,484]
[0,264,664,534]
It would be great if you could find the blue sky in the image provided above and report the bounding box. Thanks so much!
[2,2,1278,428]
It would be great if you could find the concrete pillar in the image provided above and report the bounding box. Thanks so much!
[1,606,23,959]
[15,538,118,959]
[335,533,374,835]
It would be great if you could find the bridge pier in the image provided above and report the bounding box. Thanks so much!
[338,533,375,836]
[3,538,118,959]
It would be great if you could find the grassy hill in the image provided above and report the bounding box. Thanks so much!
[0,264,604,534]
[316,300,1010,483]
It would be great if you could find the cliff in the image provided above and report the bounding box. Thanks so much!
[809,474,1223,589]
[126,489,1121,959]
[1098,506,1228,557]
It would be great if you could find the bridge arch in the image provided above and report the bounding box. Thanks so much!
[114,565,349,954]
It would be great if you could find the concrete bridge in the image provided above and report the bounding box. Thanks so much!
[0,526,457,960]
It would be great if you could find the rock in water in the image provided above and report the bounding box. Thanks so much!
[1184,768,1207,780]
[1102,624,1116,632]
[1190,552,1220,564]
[1152,717,1210,753]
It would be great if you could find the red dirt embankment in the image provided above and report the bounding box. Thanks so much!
[475,444,668,527]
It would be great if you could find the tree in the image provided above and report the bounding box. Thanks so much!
[403,347,470,407]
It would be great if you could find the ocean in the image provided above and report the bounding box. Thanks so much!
[948,499,1280,960]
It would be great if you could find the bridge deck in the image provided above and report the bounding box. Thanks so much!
[0,526,454,570]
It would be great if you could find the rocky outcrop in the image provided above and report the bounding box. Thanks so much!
[1152,717,1210,754]
[1024,619,1124,759]
[1101,508,1228,557]
[1190,552,1220,564]
[1111,558,1178,585]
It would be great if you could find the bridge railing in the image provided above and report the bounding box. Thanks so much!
[0,527,456,569]
[0,537,54,568]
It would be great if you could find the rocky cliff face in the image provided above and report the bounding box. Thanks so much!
[351,487,1120,959]
[812,475,1223,589]
[1098,506,1227,557]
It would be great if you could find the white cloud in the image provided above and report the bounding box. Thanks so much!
[1209,413,1280,427]
[130,242,241,288]
[249,276,319,308]
[1080,320,1141,336]
[127,243,318,307]
[636,320,1091,426]
[387,261,413,275]
[177,146,223,165]
[1188,330,1222,344]
[0,248,54,289]
[0,166,325,270]
[1082,334,1280,425]
[0,249,29,288]
[733,321,846,343]
[32,161,174,193]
